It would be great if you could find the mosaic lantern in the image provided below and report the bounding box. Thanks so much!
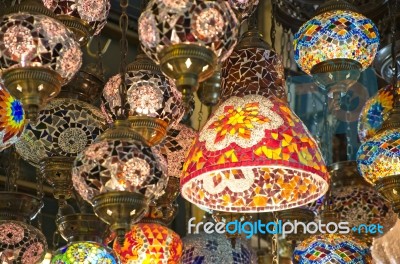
[113,223,182,263]
[0,84,25,151]
[182,232,253,264]
[0,12,82,120]
[102,51,185,146]
[372,219,400,264]
[358,83,396,143]
[139,0,239,97]
[42,0,111,45]
[52,242,119,264]
[293,0,379,95]
[228,0,259,20]
[293,234,372,263]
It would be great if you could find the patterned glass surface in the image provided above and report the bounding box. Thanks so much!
[72,138,167,204]
[181,94,329,212]
[15,98,106,167]
[102,68,185,126]
[138,0,239,64]
[228,0,259,20]
[372,219,400,264]
[0,220,47,264]
[51,242,119,264]
[43,0,111,35]
[358,84,395,142]
[0,84,25,151]
[0,13,82,83]
[294,10,380,75]
[293,234,372,264]
[182,232,253,264]
[161,123,197,177]
[357,128,400,184]
[113,223,182,263]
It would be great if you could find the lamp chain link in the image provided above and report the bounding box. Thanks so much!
[345,93,353,161]
[312,89,321,144]
[5,147,20,192]
[271,212,280,264]
[35,167,44,230]
[270,0,276,50]
[198,102,204,131]
[390,0,399,89]
[117,0,129,119]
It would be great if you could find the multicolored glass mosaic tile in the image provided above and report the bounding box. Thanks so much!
[0,84,25,150]
[113,223,182,263]
[42,0,110,36]
[293,234,372,264]
[0,220,47,264]
[15,98,106,167]
[139,0,239,64]
[72,137,167,204]
[181,94,329,212]
[51,242,118,264]
[357,128,400,184]
[228,0,259,20]
[358,84,395,142]
[0,12,82,84]
[294,10,380,75]
[182,232,253,264]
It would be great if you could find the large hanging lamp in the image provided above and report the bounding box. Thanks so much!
[0,2,82,120]
[293,0,379,97]
[181,26,329,212]
[42,0,111,46]
[138,0,239,101]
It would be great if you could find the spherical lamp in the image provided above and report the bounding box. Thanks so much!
[228,0,259,21]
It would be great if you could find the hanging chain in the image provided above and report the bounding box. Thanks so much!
[272,212,280,264]
[312,90,321,144]
[391,0,398,88]
[5,147,20,192]
[97,37,106,81]
[35,168,44,230]
[345,93,353,161]
[197,102,204,131]
[270,0,276,50]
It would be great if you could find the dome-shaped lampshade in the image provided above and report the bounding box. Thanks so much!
[0,220,48,264]
[182,94,329,212]
[293,234,372,263]
[113,223,182,263]
[358,84,395,142]
[228,0,259,20]
[182,232,253,263]
[42,0,111,45]
[52,242,119,264]
[139,0,239,92]
[0,84,25,151]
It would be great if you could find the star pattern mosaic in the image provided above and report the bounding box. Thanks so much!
[293,234,372,264]
[181,94,329,212]
[294,10,380,74]
[51,242,118,264]
[15,98,106,167]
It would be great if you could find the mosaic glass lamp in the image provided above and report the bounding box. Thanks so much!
[228,0,259,21]
[293,234,372,264]
[0,12,82,120]
[181,28,329,212]
[182,232,253,264]
[372,219,400,263]
[293,0,380,96]
[42,0,111,45]
[113,223,182,263]
[102,50,185,146]
[138,0,239,99]
[52,214,120,264]
[0,84,25,151]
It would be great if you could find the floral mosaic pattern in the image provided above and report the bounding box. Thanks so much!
[357,129,400,184]
[161,123,197,177]
[15,98,106,167]
[72,139,167,204]
[43,0,111,36]
[220,45,286,102]
[181,94,329,212]
[294,10,380,74]
[113,223,182,263]
[182,232,253,264]
[139,0,239,64]
[0,221,47,264]
[0,84,25,150]
[228,0,259,20]
[0,13,82,83]
[51,242,118,264]
[358,84,395,142]
[293,234,372,263]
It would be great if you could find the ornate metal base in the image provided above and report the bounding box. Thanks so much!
[92,191,149,245]
[40,156,75,200]
[197,66,221,107]
[376,175,400,218]
[56,214,108,243]
[128,116,168,146]
[101,119,147,143]
[310,59,361,97]
[3,67,62,121]
[278,208,315,241]
[0,192,43,221]
[58,15,91,46]
[159,43,217,93]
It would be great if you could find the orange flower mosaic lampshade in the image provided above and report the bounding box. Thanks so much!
[181,94,330,212]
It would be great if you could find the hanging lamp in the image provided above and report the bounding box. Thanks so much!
[228,0,259,21]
